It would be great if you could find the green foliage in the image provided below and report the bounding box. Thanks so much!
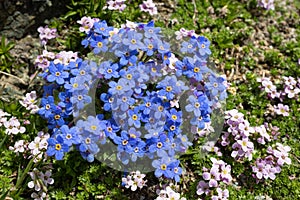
[0,36,15,73]
[0,0,300,199]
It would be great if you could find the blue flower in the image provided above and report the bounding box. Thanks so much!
[100,93,114,111]
[102,119,119,139]
[205,74,227,100]
[47,107,66,129]
[46,135,69,160]
[130,140,146,162]
[190,112,210,129]
[152,151,173,178]
[59,125,81,146]
[180,38,197,54]
[94,20,113,37]
[127,107,141,128]
[78,132,100,155]
[157,40,170,54]
[70,90,92,116]
[46,62,69,85]
[58,92,73,115]
[143,38,157,56]
[157,75,187,100]
[185,95,202,117]
[90,37,109,54]
[38,96,56,118]
[111,90,135,112]
[166,108,182,124]
[148,133,168,155]
[196,36,211,57]
[122,31,145,50]
[98,61,120,79]
[84,116,106,138]
[152,103,166,120]
[108,78,131,96]
[175,134,193,150]
[64,77,85,93]
[168,159,182,182]
[144,26,161,39]
[175,56,193,77]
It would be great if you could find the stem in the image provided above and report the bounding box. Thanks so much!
[12,156,35,197]
[0,70,26,85]
[0,134,8,149]
[27,69,42,89]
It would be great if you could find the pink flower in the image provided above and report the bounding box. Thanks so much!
[273,143,291,166]
[105,0,127,12]
[37,26,57,45]
[220,165,232,181]
[238,121,255,137]
[139,0,158,15]
[274,103,289,116]
[255,125,271,144]
[77,16,95,33]
[196,181,210,195]
[283,76,297,86]
[237,138,254,152]
[285,86,300,98]
[262,78,276,93]
[216,188,229,199]
[257,0,275,10]
[3,117,26,135]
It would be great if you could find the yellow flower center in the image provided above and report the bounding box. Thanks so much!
[132,114,138,120]
[122,140,128,145]
[157,142,163,148]
[166,86,172,92]
[126,74,132,80]
[55,144,61,150]
[97,42,103,48]
[131,39,137,44]
[160,164,167,170]
[116,85,122,90]
[171,115,177,120]
[73,83,78,88]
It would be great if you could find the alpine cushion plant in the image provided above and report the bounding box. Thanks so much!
[37,17,228,184]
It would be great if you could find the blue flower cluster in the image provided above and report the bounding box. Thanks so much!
[38,20,227,182]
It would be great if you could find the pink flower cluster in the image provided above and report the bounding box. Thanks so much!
[222,109,255,161]
[28,168,54,200]
[257,0,275,10]
[252,143,291,181]
[258,76,299,117]
[104,0,127,12]
[0,109,26,135]
[259,76,300,100]
[122,170,147,191]
[19,91,39,114]
[35,50,55,70]
[35,50,78,70]
[53,51,78,66]
[156,186,186,200]
[196,158,232,199]
[37,26,57,46]
[139,0,158,16]
[9,131,50,162]
[175,28,197,40]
